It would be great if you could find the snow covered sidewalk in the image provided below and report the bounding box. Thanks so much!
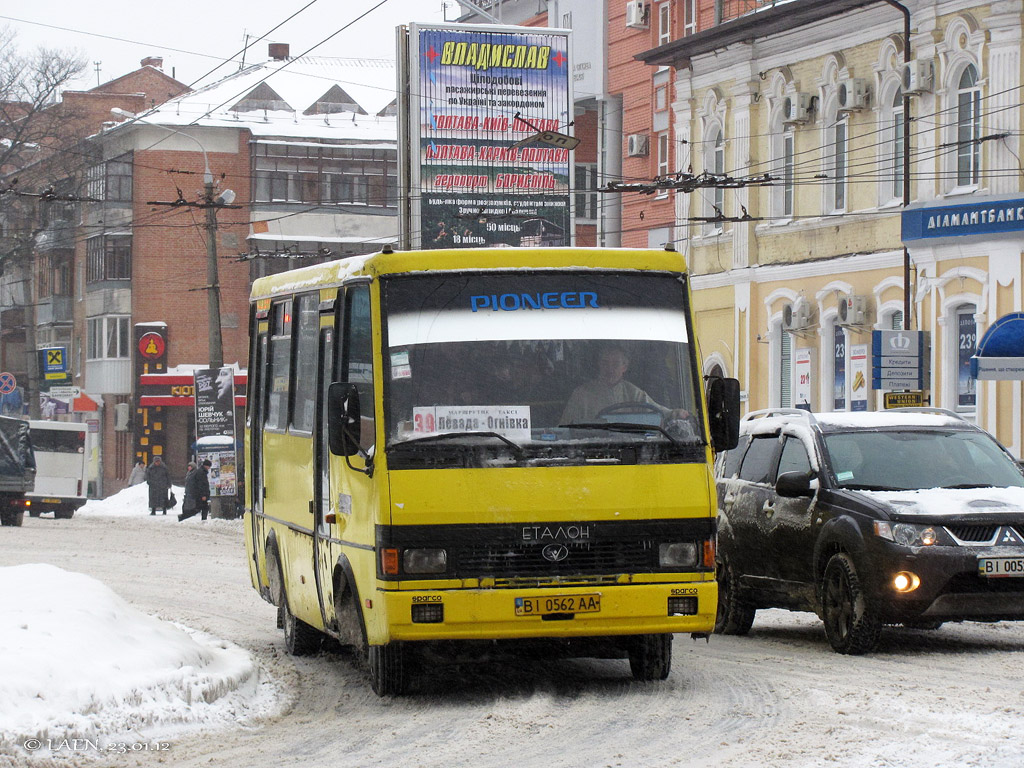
[0,563,279,762]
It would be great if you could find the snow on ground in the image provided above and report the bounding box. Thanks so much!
[76,481,236,526]
[1,489,279,763]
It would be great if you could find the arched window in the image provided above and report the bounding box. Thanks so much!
[704,125,725,230]
[831,115,848,211]
[956,64,981,186]
[891,88,905,201]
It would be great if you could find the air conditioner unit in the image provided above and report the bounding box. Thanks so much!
[837,78,869,111]
[627,133,650,157]
[901,59,935,95]
[783,93,812,124]
[838,295,870,326]
[783,301,813,331]
[625,0,649,29]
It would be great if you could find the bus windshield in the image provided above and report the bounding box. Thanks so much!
[382,271,703,466]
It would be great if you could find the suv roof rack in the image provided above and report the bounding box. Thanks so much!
[742,408,819,425]
[886,407,966,421]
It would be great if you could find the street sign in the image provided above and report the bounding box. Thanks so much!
[884,391,925,409]
[0,372,15,395]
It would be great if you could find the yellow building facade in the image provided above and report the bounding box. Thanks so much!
[642,0,1024,458]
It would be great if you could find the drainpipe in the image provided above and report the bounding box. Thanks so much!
[881,0,912,329]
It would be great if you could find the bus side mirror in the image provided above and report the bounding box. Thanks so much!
[707,377,741,452]
[328,382,361,457]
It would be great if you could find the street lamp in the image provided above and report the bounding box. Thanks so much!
[109,108,228,370]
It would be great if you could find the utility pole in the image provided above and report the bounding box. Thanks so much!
[204,179,224,372]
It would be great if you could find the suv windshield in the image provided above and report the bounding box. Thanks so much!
[382,271,703,468]
[823,429,1024,491]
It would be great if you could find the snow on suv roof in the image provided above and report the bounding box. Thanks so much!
[741,408,965,435]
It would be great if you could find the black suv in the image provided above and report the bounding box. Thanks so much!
[714,408,1024,654]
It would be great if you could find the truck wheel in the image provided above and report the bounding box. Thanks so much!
[821,553,881,654]
[54,509,74,520]
[0,509,24,527]
[29,510,41,518]
[628,634,672,681]
[714,553,756,635]
[368,642,408,696]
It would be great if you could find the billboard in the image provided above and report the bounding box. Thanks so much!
[401,23,573,249]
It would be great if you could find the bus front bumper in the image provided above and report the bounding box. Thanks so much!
[380,581,717,642]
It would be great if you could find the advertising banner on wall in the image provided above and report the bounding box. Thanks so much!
[401,23,573,249]
[849,344,869,411]
[793,348,815,411]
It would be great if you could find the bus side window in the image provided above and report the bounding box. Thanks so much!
[290,293,319,433]
[343,285,375,452]
[267,300,292,431]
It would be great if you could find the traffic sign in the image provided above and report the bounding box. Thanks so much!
[0,372,15,395]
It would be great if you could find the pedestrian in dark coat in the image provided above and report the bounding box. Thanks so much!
[179,460,211,521]
[145,456,171,515]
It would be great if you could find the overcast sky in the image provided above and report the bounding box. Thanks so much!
[2,0,458,92]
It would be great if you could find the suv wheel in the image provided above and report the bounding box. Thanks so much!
[821,553,881,654]
[714,553,756,635]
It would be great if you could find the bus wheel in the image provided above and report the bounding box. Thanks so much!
[715,553,756,635]
[368,642,408,696]
[282,596,322,656]
[628,634,672,681]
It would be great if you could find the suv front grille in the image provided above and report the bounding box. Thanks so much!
[947,524,1001,542]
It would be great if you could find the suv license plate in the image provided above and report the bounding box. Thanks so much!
[515,594,600,616]
[978,557,1024,578]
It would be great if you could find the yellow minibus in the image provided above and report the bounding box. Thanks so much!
[244,246,739,695]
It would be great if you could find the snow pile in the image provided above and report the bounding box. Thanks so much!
[0,564,278,757]
[76,481,240,525]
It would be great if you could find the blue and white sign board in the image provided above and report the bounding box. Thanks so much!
[903,197,1024,242]
[970,312,1024,380]
[872,330,929,390]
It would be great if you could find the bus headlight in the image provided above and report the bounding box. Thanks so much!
[659,542,699,568]
[403,548,448,574]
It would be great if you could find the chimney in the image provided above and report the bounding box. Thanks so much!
[268,43,290,61]
[141,56,164,70]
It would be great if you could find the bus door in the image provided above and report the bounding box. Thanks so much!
[316,283,376,637]
[313,324,335,628]
[249,331,269,590]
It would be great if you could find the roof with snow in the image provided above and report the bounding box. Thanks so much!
[107,56,398,143]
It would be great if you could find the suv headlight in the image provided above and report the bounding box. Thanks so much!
[874,521,949,547]
[659,542,699,567]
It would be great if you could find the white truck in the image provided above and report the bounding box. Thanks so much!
[25,420,88,520]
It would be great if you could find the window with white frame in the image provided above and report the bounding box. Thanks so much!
[828,113,848,212]
[575,164,598,222]
[683,0,696,35]
[87,315,130,360]
[657,2,671,46]
[710,128,725,217]
[657,132,670,178]
[956,64,981,187]
[891,89,905,202]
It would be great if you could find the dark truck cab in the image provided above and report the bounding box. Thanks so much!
[0,416,36,527]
